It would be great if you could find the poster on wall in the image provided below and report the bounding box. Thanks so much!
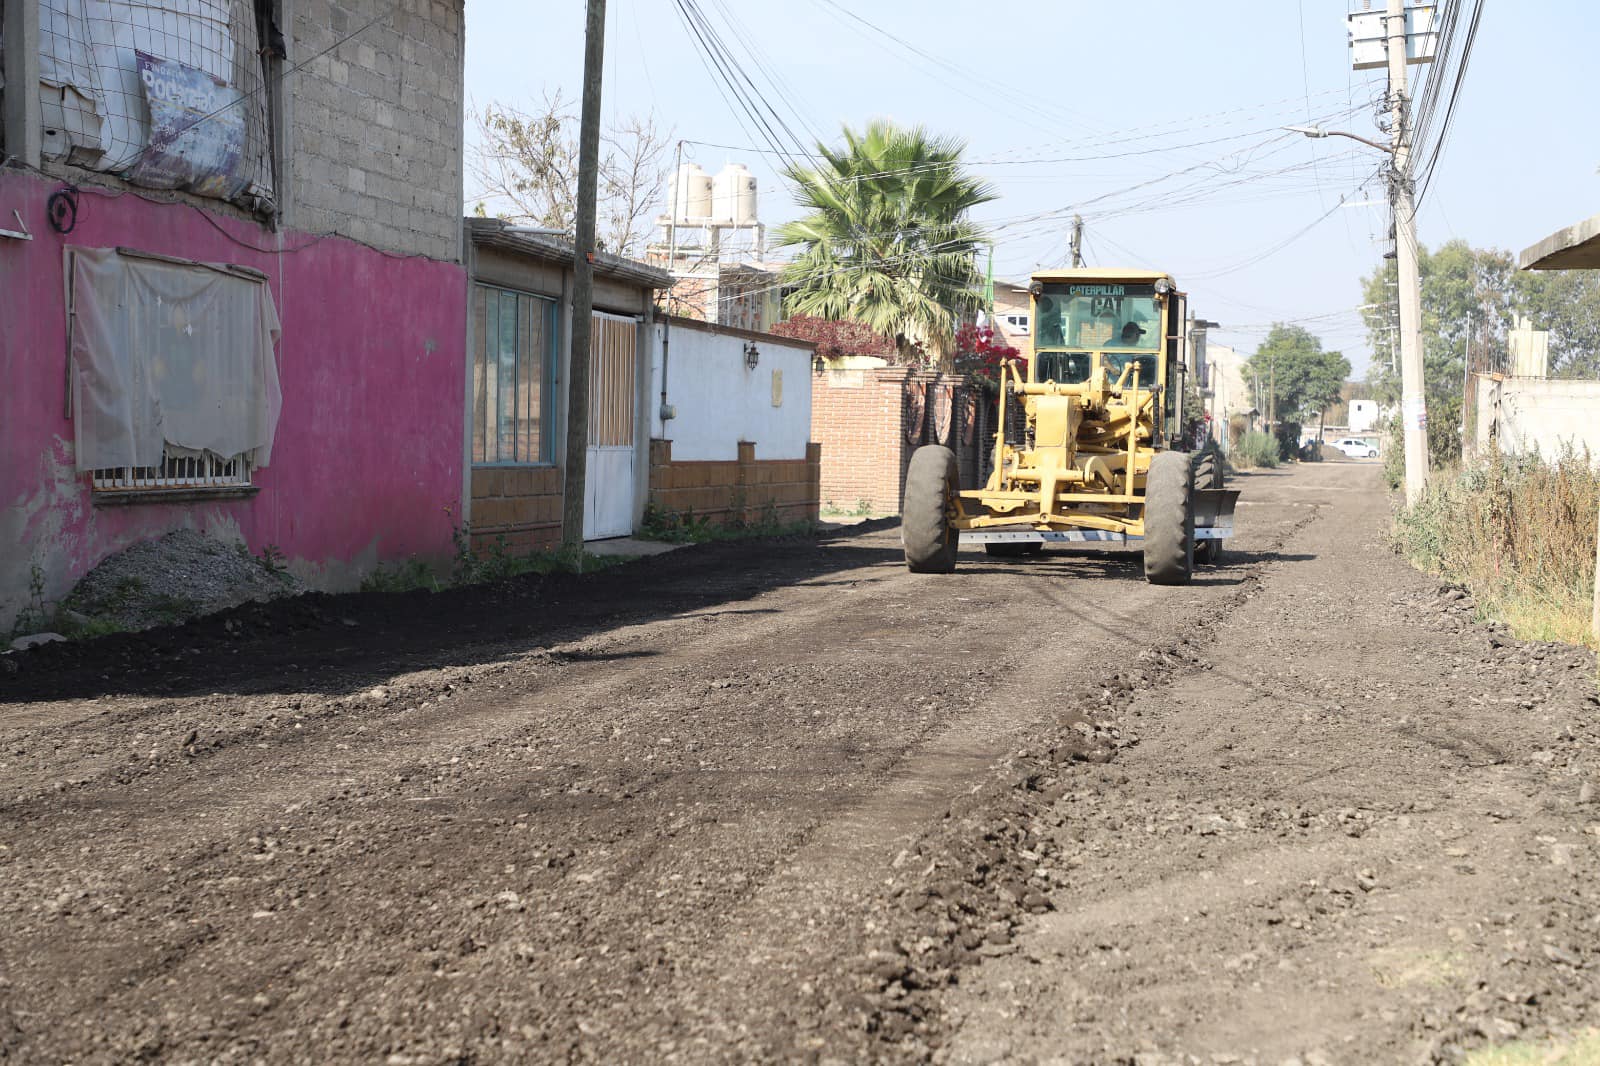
[127,51,249,200]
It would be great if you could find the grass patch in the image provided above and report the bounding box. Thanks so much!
[1393,448,1598,651]
[1231,431,1280,470]
[361,558,445,594]
[53,613,128,639]
[363,535,627,595]
[453,542,624,584]
[639,502,817,545]
[1464,1030,1600,1066]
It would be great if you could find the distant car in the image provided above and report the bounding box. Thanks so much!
[1329,437,1379,459]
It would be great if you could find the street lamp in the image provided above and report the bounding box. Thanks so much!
[1282,125,1394,156]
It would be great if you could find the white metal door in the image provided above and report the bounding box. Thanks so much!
[583,312,638,539]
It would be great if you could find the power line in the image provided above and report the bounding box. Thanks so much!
[1414,0,1484,205]
[670,0,815,175]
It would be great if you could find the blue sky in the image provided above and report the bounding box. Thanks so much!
[463,2,1599,374]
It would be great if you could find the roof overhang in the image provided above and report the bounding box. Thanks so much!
[1519,212,1600,271]
[465,218,673,289]
[1029,267,1175,285]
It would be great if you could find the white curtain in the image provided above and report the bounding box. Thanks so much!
[70,247,282,471]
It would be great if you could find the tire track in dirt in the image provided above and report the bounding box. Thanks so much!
[575,483,1325,1062]
[940,465,1600,1066]
[0,480,1317,1064]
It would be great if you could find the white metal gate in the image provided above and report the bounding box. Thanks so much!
[583,312,639,539]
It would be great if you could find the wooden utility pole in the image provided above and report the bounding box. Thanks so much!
[561,0,607,555]
[1387,0,1429,504]
[1069,215,1085,268]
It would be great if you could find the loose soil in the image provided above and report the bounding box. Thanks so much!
[1,464,1595,1065]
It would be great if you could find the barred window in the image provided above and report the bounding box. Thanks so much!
[473,285,557,465]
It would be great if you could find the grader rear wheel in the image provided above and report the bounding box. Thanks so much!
[902,446,959,573]
[1144,451,1195,585]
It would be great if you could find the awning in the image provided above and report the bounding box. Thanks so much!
[1519,212,1600,271]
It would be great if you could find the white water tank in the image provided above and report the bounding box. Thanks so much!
[669,163,713,223]
[713,163,759,226]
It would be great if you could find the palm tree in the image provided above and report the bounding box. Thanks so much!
[775,121,995,365]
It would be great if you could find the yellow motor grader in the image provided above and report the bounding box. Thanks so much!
[902,268,1237,585]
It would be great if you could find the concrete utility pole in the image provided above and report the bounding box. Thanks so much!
[1069,216,1085,268]
[2,0,43,167]
[1268,353,1276,441]
[1387,0,1430,505]
[562,0,607,555]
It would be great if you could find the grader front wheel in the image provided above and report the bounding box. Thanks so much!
[1143,451,1195,585]
[902,446,959,573]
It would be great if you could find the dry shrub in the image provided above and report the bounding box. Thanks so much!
[1395,447,1599,648]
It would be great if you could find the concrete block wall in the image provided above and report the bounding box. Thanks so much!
[289,0,465,261]
[648,440,821,527]
[470,465,564,552]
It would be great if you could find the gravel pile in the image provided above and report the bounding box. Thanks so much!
[63,529,302,631]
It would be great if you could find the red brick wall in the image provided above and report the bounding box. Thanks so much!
[470,466,563,552]
[649,440,821,527]
[810,367,979,514]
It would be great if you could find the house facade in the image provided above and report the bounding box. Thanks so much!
[989,279,1034,361]
[463,218,670,551]
[0,0,467,627]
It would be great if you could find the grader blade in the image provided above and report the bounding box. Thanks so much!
[1194,488,1240,540]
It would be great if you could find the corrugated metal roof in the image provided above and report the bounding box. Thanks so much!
[465,218,673,289]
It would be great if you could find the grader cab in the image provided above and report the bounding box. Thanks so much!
[902,268,1237,585]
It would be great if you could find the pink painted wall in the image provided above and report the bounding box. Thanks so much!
[0,169,466,625]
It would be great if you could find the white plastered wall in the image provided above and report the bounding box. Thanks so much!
[1477,378,1600,462]
[649,324,813,461]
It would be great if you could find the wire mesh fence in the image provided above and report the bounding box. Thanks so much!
[36,0,275,212]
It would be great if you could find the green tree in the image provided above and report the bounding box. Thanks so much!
[1360,240,1516,465]
[1512,268,1600,378]
[1243,324,1351,444]
[775,120,996,366]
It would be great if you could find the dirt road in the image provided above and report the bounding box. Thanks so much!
[2,463,1597,1065]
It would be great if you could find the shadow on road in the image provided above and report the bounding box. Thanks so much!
[0,539,905,705]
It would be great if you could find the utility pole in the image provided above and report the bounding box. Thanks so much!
[1461,310,1474,461]
[1387,0,1429,504]
[1593,507,1600,643]
[1268,353,1277,443]
[1069,215,1084,268]
[562,0,607,555]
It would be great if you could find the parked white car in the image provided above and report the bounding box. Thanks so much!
[1329,437,1379,459]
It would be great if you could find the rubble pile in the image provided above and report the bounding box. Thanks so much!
[62,529,302,632]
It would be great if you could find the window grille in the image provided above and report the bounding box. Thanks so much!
[93,450,250,492]
[473,284,557,465]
